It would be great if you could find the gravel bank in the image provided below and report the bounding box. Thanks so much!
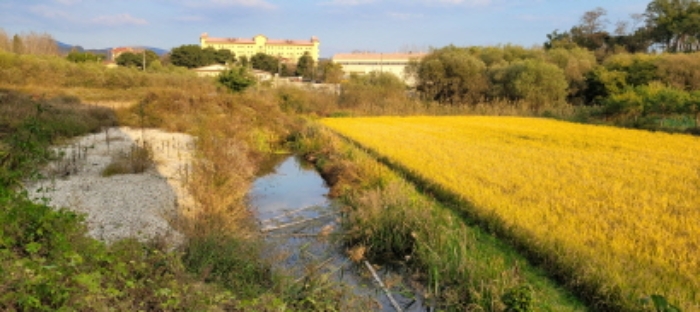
[26,127,195,245]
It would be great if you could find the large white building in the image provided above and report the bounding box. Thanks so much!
[200,33,320,64]
[331,52,426,85]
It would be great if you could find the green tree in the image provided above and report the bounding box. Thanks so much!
[546,47,597,102]
[320,60,344,83]
[645,0,700,52]
[238,55,249,67]
[215,49,235,64]
[218,67,256,93]
[66,51,105,63]
[250,53,278,73]
[170,45,228,68]
[493,59,569,109]
[584,66,629,104]
[115,50,158,69]
[295,52,315,79]
[12,34,24,54]
[413,46,489,104]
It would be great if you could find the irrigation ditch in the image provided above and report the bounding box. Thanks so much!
[249,154,426,311]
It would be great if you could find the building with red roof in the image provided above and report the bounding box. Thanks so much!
[200,33,320,64]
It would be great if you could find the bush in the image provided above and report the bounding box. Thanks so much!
[494,59,569,110]
[546,47,596,101]
[218,67,256,93]
[656,52,700,91]
[339,71,407,112]
[413,45,489,104]
[101,143,154,177]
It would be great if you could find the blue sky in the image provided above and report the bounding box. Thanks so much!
[1,0,649,58]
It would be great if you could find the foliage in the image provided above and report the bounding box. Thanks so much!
[66,51,105,63]
[115,50,159,69]
[319,59,344,83]
[646,0,700,52]
[655,52,700,90]
[295,51,315,79]
[602,82,700,128]
[169,45,234,69]
[502,285,534,312]
[218,66,256,93]
[583,66,629,104]
[339,71,406,111]
[490,59,569,109]
[412,45,489,104]
[545,48,597,101]
[322,116,700,311]
[0,90,115,189]
[101,143,154,177]
[250,52,279,73]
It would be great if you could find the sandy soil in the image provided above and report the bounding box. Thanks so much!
[26,127,195,245]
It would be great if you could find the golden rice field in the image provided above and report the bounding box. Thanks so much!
[321,116,700,310]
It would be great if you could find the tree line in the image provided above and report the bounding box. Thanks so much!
[407,0,700,130]
[0,30,58,56]
[545,0,700,56]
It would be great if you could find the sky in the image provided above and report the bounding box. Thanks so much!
[1,0,650,58]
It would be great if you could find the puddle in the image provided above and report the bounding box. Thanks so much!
[249,155,426,311]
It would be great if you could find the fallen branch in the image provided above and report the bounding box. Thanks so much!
[364,260,404,312]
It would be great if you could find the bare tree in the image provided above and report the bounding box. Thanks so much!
[580,7,609,35]
[0,28,10,52]
[615,20,629,36]
[23,32,59,56]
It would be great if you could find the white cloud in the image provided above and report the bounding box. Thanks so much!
[319,0,375,6]
[29,5,72,20]
[91,13,148,26]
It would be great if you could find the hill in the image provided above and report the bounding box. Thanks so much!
[56,40,168,57]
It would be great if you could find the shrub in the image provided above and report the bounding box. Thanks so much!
[494,59,569,109]
[546,47,596,100]
[413,45,489,104]
[101,143,154,177]
[656,52,700,91]
[218,67,256,93]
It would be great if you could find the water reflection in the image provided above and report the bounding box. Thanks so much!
[249,155,425,311]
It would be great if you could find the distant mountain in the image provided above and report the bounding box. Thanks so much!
[55,40,168,57]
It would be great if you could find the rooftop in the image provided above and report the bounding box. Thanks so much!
[201,33,319,46]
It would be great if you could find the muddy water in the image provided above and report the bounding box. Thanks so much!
[249,155,425,311]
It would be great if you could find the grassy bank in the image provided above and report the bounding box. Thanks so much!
[291,122,587,311]
[0,51,366,310]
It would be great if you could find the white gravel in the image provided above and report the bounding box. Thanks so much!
[26,127,196,245]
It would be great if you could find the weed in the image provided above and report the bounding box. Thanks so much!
[101,142,154,177]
